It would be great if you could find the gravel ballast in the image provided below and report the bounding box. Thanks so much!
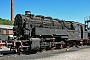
[34,48,90,60]
[0,46,90,60]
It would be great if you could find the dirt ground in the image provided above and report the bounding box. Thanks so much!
[34,48,90,60]
[0,46,90,60]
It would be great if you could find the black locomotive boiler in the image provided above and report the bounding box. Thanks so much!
[6,11,90,53]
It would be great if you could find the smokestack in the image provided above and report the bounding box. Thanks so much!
[11,0,14,21]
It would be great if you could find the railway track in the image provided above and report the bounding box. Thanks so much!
[0,45,90,58]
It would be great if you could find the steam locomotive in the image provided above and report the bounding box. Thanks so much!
[6,11,90,53]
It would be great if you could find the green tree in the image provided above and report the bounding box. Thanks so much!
[0,18,13,25]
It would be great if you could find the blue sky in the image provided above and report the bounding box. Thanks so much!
[0,0,90,23]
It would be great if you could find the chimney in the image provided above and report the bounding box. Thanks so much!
[11,0,14,21]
